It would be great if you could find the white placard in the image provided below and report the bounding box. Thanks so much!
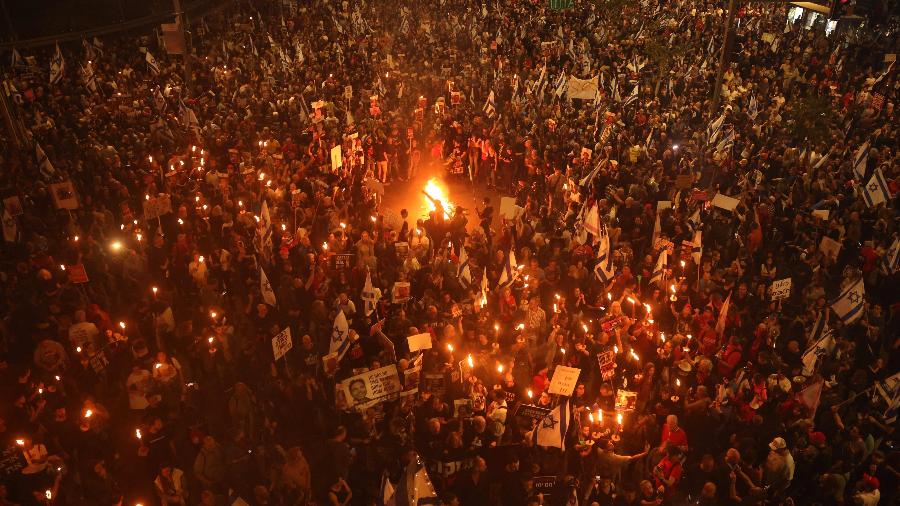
[548,366,581,396]
[711,193,740,211]
[819,236,841,260]
[271,327,293,360]
[811,209,829,220]
[499,196,524,221]
[330,145,343,171]
[339,364,402,411]
[656,200,672,211]
[770,278,792,301]
[406,333,433,352]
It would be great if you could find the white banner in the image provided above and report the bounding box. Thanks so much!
[566,76,598,100]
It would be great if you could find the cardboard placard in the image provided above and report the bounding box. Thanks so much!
[811,209,829,220]
[50,181,78,210]
[819,236,841,260]
[422,373,446,396]
[339,364,402,411]
[330,145,343,171]
[615,390,637,411]
[392,281,411,303]
[499,196,524,221]
[406,332,433,352]
[67,264,89,284]
[770,278,792,301]
[271,327,293,360]
[548,366,581,396]
[711,193,740,211]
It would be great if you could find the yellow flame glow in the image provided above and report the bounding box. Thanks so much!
[423,178,454,219]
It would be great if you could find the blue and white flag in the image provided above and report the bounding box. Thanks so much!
[260,267,277,307]
[830,278,865,324]
[687,208,702,232]
[622,84,639,108]
[330,310,351,360]
[497,249,519,289]
[802,326,835,376]
[650,250,667,287]
[145,50,160,75]
[594,228,616,282]
[748,94,758,120]
[457,247,472,287]
[882,238,900,274]
[533,397,571,450]
[482,90,496,118]
[715,127,735,153]
[807,310,828,345]
[691,230,702,265]
[853,141,869,179]
[35,142,57,180]
[49,43,65,85]
[584,204,601,239]
[705,113,725,145]
[862,168,891,208]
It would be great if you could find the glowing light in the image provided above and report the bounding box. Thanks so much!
[466,354,474,368]
[84,409,93,419]
[110,241,122,252]
[45,490,52,500]
[208,337,214,344]
[15,439,24,446]
[210,311,217,319]
[597,409,602,422]
[152,286,158,295]
[76,346,82,353]
[136,429,142,439]
[617,412,623,426]
[423,178,454,219]
[199,256,205,263]
[322,242,328,251]
[630,350,640,361]
[527,389,533,399]
[447,343,454,353]
[560,347,566,354]
[582,324,588,333]
[676,379,681,387]
[589,413,594,423]
[119,321,126,330]
[155,363,162,369]
[60,264,66,271]
[497,363,504,373]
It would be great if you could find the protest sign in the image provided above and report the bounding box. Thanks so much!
[515,404,551,420]
[330,145,342,171]
[566,76,598,100]
[407,333,433,352]
[548,366,581,396]
[392,281,411,303]
[67,264,89,284]
[615,390,637,411]
[339,364,402,411]
[770,278,792,301]
[499,196,524,221]
[454,399,473,418]
[422,373,446,396]
[50,181,78,210]
[819,236,841,260]
[534,476,557,496]
[711,193,739,211]
[271,327,293,360]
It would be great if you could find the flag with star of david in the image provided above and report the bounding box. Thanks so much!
[532,397,570,450]
[862,168,891,208]
[830,278,865,324]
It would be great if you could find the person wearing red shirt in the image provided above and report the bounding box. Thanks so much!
[653,446,686,500]
[660,414,688,453]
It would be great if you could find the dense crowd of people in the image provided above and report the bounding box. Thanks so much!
[0,0,898,504]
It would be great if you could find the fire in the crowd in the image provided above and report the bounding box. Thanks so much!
[423,177,454,219]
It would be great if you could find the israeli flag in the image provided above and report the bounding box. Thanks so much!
[497,249,519,289]
[862,168,891,208]
[830,278,865,324]
[853,141,869,179]
[882,238,900,274]
[457,247,472,287]
[329,310,351,360]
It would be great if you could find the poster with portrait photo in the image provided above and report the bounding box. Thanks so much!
[339,364,402,412]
